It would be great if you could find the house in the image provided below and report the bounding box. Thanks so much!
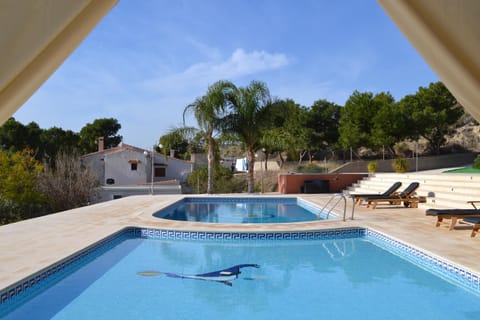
[82,138,194,202]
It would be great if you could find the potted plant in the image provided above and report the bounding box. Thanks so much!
[367,161,378,173]
[473,155,480,169]
[392,157,409,173]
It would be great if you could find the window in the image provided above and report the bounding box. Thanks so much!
[106,178,115,185]
[155,167,166,177]
[128,159,140,171]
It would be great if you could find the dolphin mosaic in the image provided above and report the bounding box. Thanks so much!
[138,264,260,286]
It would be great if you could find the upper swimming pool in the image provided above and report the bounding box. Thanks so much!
[1,228,479,319]
[153,197,331,223]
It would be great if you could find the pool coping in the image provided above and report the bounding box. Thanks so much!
[1,225,479,306]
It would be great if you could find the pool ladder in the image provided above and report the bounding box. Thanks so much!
[320,193,355,221]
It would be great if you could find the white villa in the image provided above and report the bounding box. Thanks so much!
[82,138,194,202]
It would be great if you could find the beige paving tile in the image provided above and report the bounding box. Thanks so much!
[0,193,479,292]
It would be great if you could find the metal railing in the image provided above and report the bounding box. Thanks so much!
[320,193,355,221]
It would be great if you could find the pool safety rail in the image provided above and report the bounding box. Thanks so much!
[320,193,355,221]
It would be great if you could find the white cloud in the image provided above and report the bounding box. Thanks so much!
[184,48,289,80]
[143,48,289,93]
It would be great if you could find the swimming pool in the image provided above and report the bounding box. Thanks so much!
[1,228,479,319]
[153,197,331,223]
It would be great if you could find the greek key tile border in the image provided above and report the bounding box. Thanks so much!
[136,227,363,241]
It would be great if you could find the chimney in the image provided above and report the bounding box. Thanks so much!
[98,137,104,152]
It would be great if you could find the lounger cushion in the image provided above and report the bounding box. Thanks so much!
[353,193,386,198]
[362,182,419,201]
[426,209,480,216]
[362,195,403,200]
[462,217,480,224]
[352,182,402,198]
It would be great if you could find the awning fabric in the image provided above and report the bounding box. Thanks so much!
[378,0,480,120]
[0,0,118,124]
[0,1,478,125]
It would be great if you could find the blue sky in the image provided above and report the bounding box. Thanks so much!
[14,0,438,149]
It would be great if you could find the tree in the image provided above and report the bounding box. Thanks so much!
[39,127,80,160]
[223,81,272,193]
[338,91,379,149]
[79,118,122,154]
[37,151,99,212]
[259,99,309,167]
[159,126,204,160]
[338,91,404,159]
[0,118,42,156]
[0,149,46,224]
[307,99,341,147]
[370,93,406,156]
[304,99,341,161]
[399,82,463,154]
[184,80,237,194]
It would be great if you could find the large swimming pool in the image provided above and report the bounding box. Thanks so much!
[1,228,479,319]
[153,197,330,223]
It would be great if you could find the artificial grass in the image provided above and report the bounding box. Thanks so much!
[443,167,480,173]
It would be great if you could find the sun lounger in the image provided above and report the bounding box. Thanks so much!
[425,203,480,230]
[352,181,402,205]
[360,182,420,209]
[462,217,480,237]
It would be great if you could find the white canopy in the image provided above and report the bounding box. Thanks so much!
[378,0,480,119]
[0,0,118,123]
[0,1,479,124]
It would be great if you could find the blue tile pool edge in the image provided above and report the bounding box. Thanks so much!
[366,228,480,294]
[0,227,138,306]
[1,226,479,306]
[296,198,338,219]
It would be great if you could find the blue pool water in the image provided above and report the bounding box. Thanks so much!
[153,197,326,223]
[1,229,479,320]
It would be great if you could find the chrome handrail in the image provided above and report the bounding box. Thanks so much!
[320,193,355,221]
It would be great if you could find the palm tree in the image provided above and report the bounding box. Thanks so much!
[223,81,272,193]
[159,126,202,159]
[183,80,236,194]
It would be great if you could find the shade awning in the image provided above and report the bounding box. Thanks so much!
[0,0,118,124]
[1,1,478,127]
[378,0,480,120]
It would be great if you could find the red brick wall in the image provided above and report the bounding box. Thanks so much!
[278,173,368,194]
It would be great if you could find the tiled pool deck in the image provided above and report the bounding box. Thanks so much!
[0,193,479,294]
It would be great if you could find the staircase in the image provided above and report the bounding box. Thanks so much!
[344,172,480,209]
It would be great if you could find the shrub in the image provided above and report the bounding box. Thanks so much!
[392,157,409,173]
[367,161,378,173]
[187,166,246,193]
[473,155,480,169]
[294,164,325,173]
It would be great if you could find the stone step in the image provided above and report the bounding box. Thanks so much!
[343,172,480,209]
[375,173,480,182]
[425,189,480,199]
[423,197,475,209]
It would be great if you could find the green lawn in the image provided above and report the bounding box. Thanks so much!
[443,167,480,173]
